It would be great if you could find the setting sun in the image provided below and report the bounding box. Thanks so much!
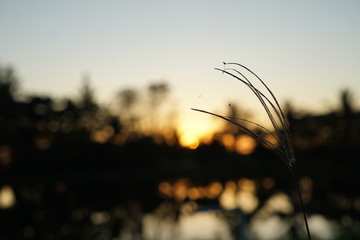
[177,120,217,149]
[179,133,200,149]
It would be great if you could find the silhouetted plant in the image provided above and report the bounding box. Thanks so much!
[192,62,312,239]
[79,75,99,113]
[147,82,169,134]
[0,65,18,100]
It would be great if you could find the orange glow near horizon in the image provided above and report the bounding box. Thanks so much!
[179,133,200,149]
[178,129,215,149]
[264,134,280,149]
[177,118,220,149]
[221,133,235,151]
[235,135,257,155]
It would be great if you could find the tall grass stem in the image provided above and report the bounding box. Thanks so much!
[192,62,311,239]
[293,171,312,240]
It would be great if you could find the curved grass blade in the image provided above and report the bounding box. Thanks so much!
[192,63,312,240]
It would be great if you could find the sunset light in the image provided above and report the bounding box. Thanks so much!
[178,122,216,149]
[179,133,200,149]
[1,1,359,239]
[235,135,257,155]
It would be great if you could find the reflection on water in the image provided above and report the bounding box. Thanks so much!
[0,185,16,208]
[158,179,224,201]
[140,202,350,240]
[143,207,233,240]
[139,178,358,240]
[306,214,339,240]
[4,179,357,240]
[0,179,357,240]
[158,178,259,214]
[142,201,243,240]
[248,192,294,239]
[1,179,358,239]
[179,211,232,240]
[221,134,257,155]
[219,179,259,214]
[141,197,346,240]
[250,215,292,239]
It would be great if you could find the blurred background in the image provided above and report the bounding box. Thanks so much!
[0,1,359,239]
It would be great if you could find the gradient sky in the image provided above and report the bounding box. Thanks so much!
[1,0,359,144]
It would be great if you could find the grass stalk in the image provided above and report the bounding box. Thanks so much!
[192,62,311,239]
[293,171,312,240]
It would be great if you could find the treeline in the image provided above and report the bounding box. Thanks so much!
[1,64,360,185]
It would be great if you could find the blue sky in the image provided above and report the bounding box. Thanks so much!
[1,0,359,142]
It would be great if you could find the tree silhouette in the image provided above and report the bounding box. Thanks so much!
[79,74,98,112]
[0,65,18,101]
[341,89,353,116]
[117,88,139,134]
[147,82,169,134]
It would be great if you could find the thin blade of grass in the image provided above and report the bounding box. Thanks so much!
[215,66,295,167]
[216,67,283,136]
[228,116,280,143]
[191,108,287,160]
[192,62,311,240]
[223,62,295,158]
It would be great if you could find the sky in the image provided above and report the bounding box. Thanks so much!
[1,0,360,145]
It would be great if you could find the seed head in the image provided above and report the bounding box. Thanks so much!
[192,62,296,173]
